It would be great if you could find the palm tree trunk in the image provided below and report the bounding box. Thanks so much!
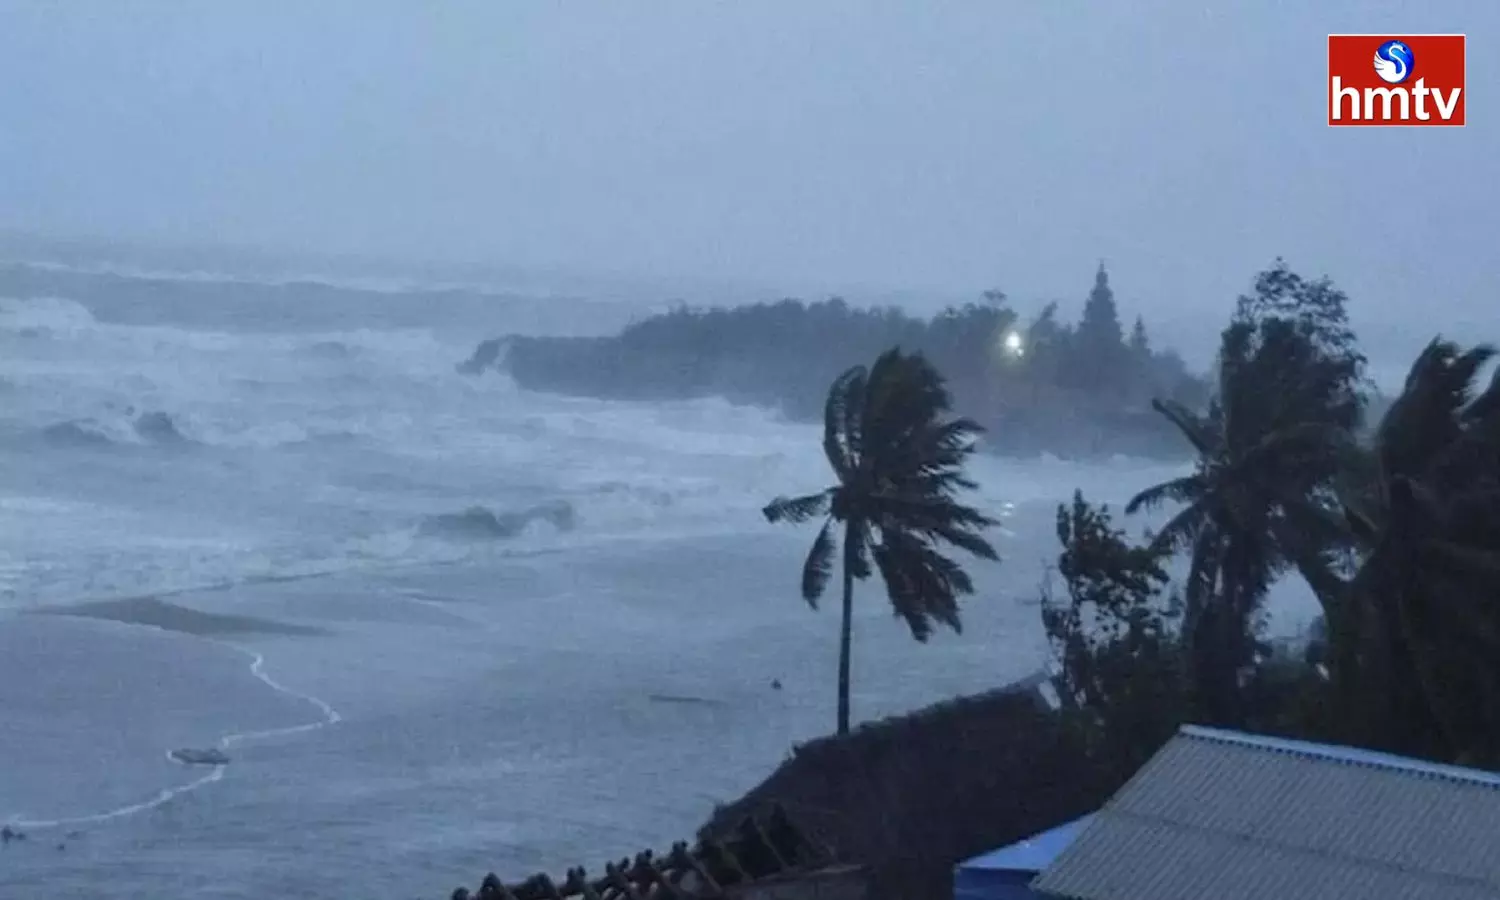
[837,557,854,736]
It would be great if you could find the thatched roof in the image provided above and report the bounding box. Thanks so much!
[698,681,1121,900]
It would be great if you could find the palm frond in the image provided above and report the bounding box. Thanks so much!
[800,520,836,606]
[1150,398,1219,457]
[844,517,873,580]
[1462,363,1500,429]
[869,494,1000,561]
[1126,474,1206,515]
[1237,420,1359,474]
[930,523,999,562]
[822,365,866,481]
[1148,501,1212,554]
[763,491,832,524]
[861,349,953,468]
[1379,339,1494,479]
[871,529,974,642]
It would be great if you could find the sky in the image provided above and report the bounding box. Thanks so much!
[0,1,1496,370]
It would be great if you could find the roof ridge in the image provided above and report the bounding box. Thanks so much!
[1178,726,1500,790]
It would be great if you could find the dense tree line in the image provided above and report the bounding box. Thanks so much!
[486,265,1211,457]
[1044,258,1500,770]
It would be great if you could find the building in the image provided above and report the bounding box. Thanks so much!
[953,816,1092,900]
[994,725,1500,900]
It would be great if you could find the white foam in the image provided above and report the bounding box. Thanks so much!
[0,289,1198,612]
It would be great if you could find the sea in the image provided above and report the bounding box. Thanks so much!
[0,263,1300,898]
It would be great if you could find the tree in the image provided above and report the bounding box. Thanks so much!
[1126,264,1365,726]
[1043,492,1181,776]
[1127,315,1150,363]
[1070,262,1126,392]
[1336,338,1500,764]
[763,348,1000,735]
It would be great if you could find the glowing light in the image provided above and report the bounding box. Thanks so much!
[1002,331,1025,357]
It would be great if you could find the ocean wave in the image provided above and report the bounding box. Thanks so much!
[0,295,98,335]
[416,501,578,541]
[132,410,192,445]
[39,419,117,448]
[34,410,198,449]
[300,340,358,360]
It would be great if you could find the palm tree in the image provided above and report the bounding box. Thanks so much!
[1126,317,1358,726]
[1337,338,1500,764]
[763,347,999,735]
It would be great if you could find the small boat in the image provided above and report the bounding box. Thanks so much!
[170,747,230,766]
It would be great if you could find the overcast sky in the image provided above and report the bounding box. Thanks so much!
[0,1,1495,367]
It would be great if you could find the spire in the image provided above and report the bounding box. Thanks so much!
[1095,260,1108,289]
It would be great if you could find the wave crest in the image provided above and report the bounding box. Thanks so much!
[37,410,197,449]
[417,501,578,541]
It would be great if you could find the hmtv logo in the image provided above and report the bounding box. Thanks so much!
[1328,34,1466,126]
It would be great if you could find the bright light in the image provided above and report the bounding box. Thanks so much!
[1002,331,1025,357]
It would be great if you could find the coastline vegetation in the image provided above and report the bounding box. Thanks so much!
[679,259,1500,899]
[472,264,1212,459]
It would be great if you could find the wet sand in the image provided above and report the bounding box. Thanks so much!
[28,596,329,637]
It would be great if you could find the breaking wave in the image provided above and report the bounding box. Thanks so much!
[36,410,197,449]
[417,501,578,541]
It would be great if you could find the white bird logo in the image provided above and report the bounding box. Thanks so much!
[1373,42,1412,84]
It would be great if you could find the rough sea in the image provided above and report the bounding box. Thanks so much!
[0,266,1262,898]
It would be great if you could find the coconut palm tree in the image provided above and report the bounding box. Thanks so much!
[763,347,999,735]
[1126,317,1359,726]
[1338,338,1500,764]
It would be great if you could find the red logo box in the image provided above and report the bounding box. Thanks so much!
[1328,34,1465,126]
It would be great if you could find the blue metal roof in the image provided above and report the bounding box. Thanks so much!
[958,815,1095,874]
[1180,725,1500,788]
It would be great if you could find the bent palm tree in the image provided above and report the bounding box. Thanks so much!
[1339,338,1500,763]
[1127,318,1357,726]
[763,348,999,735]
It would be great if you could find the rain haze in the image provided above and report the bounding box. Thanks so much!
[4,2,1498,365]
[0,3,1497,899]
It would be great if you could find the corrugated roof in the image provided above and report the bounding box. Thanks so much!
[958,815,1095,874]
[1032,726,1500,900]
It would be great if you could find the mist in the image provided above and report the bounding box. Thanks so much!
[2,1,1496,373]
[6,4,1500,896]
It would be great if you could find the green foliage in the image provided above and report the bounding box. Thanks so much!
[1097,259,1500,771]
[1043,492,1183,777]
[497,271,1212,457]
[1126,260,1364,727]
[1335,338,1500,766]
[764,348,998,735]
